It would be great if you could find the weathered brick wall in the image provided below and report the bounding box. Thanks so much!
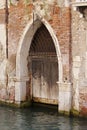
[71,1,87,116]
[8,0,71,81]
[0,0,71,103]
[50,6,71,81]
[8,2,27,56]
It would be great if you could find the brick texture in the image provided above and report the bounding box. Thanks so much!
[0,1,71,104]
[8,2,71,81]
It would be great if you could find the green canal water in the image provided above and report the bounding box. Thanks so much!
[0,104,87,130]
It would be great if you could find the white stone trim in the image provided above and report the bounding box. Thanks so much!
[58,82,72,113]
[15,14,63,102]
[71,2,87,7]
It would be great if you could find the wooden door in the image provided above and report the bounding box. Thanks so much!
[32,60,41,98]
[32,58,58,104]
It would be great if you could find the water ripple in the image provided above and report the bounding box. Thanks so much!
[0,106,87,130]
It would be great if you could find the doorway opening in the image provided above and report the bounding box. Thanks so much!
[16,18,63,107]
[28,23,59,105]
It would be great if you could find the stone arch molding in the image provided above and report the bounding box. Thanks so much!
[15,14,63,103]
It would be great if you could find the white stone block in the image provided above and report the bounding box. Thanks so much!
[73,6,77,11]
[58,92,65,110]
[85,52,87,78]
[64,92,72,111]
[59,82,71,92]
[73,56,81,62]
[59,91,71,112]
[73,80,79,111]
[0,0,5,9]
[15,81,26,102]
[0,24,6,46]
[73,67,80,79]
[0,59,7,82]
[65,0,70,7]
[73,61,81,68]
[58,82,72,112]
[73,56,81,79]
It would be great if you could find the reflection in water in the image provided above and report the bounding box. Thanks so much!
[0,105,87,130]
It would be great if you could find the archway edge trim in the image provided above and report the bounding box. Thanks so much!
[16,15,63,82]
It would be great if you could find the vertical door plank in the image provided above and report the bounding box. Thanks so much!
[32,60,41,97]
[50,61,58,99]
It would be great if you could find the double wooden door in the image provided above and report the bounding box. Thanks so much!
[32,58,58,104]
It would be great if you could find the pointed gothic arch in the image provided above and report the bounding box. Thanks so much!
[15,16,63,103]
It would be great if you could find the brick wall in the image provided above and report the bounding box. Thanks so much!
[50,6,71,81]
[0,0,71,103]
[71,1,87,115]
[8,1,71,81]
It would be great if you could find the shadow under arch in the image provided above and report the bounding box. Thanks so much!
[15,15,63,103]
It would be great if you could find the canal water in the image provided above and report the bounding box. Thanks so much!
[0,104,87,130]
